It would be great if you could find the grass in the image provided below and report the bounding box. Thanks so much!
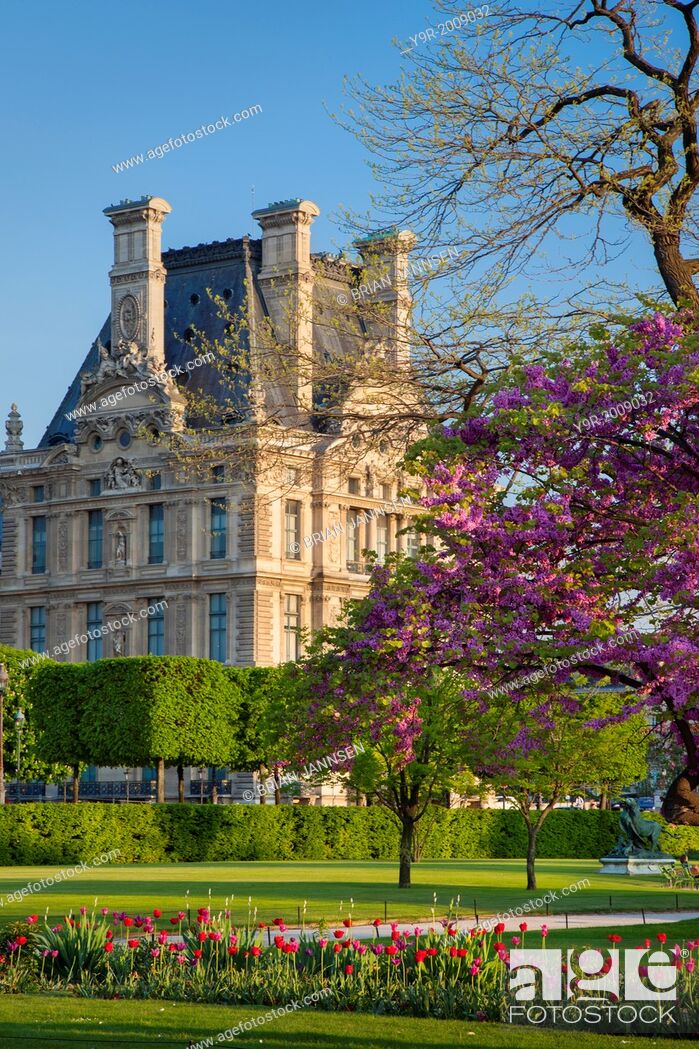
[0,995,690,1049]
[0,859,697,926]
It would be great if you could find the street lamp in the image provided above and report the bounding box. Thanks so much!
[14,708,25,800]
[0,663,8,805]
[124,768,131,804]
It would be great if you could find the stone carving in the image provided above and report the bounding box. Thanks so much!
[175,600,187,653]
[119,294,140,341]
[115,529,127,565]
[58,520,69,572]
[113,630,127,656]
[176,505,188,560]
[4,404,23,452]
[105,457,141,490]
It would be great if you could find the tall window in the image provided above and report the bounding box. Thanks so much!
[405,527,420,559]
[86,602,103,661]
[347,510,358,564]
[147,598,165,655]
[381,483,392,502]
[209,593,227,662]
[149,472,162,491]
[284,594,301,661]
[89,478,101,497]
[210,498,227,559]
[87,510,103,569]
[285,500,301,559]
[32,485,45,503]
[348,477,360,495]
[30,607,46,652]
[376,520,389,563]
[32,516,47,574]
[148,504,165,564]
[211,465,225,484]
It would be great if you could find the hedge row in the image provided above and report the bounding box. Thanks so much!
[2,804,698,865]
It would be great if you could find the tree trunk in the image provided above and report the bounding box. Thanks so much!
[599,790,609,811]
[650,229,699,308]
[156,758,165,803]
[72,764,80,804]
[177,763,185,803]
[526,821,538,891]
[399,816,414,889]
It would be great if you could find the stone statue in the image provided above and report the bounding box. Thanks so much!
[105,457,141,490]
[610,798,663,856]
[115,530,127,565]
[661,768,699,826]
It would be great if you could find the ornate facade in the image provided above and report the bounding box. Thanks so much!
[0,196,418,802]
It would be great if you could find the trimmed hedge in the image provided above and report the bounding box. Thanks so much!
[1,804,697,865]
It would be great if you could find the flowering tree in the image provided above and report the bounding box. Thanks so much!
[293,309,699,839]
[281,647,475,888]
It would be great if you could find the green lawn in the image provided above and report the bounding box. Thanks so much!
[0,996,689,1049]
[0,859,696,926]
[543,917,699,949]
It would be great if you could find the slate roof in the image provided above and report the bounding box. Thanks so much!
[40,237,362,448]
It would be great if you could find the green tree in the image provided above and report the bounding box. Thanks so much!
[26,661,88,802]
[279,628,476,888]
[226,665,296,804]
[476,691,649,890]
[32,657,241,803]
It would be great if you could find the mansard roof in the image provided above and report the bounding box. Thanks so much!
[39,236,364,449]
[40,237,266,448]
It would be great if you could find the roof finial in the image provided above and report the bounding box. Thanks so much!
[5,404,23,452]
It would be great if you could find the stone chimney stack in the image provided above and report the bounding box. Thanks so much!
[103,196,172,367]
[252,198,320,425]
[356,229,415,368]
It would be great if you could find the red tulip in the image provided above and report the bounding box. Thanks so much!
[608,933,622,943]
[333,943,342,954]
[519,922,528,932]
[251,946,262,957]
[16,937,27,946]
[104,943,114,953]
[386,945,399,957]
[657,933,668,943]
[495,922,505,934]
[333,930,344,939]
[228,946,238,955]
[123,917,134,927]
[127,939,139,949]
[197,932,207,943]
[169,917,179,925]
[372,919,381,928]
[105,930,113,941]
[457,948,467,958]
[193,949,203,958]
[343,919,352,928]
[426,947,438,957]
[415,950,427,964]
[153,909,162,918]
[344,964,353,974]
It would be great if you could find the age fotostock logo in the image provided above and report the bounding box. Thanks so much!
[509,948,678,1027]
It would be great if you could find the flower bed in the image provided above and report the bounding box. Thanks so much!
[0,906,696,1034]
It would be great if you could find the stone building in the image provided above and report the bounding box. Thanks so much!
[0,195,419,801]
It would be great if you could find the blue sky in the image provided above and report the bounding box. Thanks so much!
[0,0,661,446]
[1,0,433,445]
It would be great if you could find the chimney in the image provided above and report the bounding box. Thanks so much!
[252,198,320,425]
[103,196,172,366]
[356,229,415,368]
